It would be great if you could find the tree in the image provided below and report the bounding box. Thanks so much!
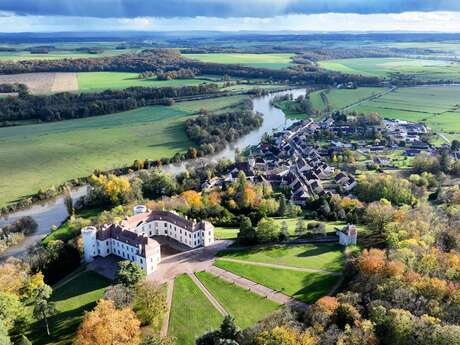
[32,284,56,336]
[286,203,302,218]
[0,292,25,332]
[141,335,176,345]
[280,221,289,241]
[103,284,134,309]
[116,261,146,287]
[0,258,30,297]
[63,186,74,217]
[256,218,280,243]
[219,316,240,341]
[181,190,202,209]
[278,195,287,216]
[134,281,167,327]
[0,320,11,345]
[295,219,306,237]
[237,216,256,244]
[364,200,395,233]
[17,335,31,345]
[74,299,140,345]
[196,316,240,345]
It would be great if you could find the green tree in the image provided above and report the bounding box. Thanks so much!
[134,281,167,327]
[141,335,175,345]
[219,316,240,341]
[256,218,280,243]
[278,195,287,216]
[116,261,146,287]
[280,221,289,241]
[32,284,56,336]
[286,203,302,218]
[295,219,306,237]
[17,335,31,345]
[237,216,256,244]
[0,292,25,332]
[0,320,11,345]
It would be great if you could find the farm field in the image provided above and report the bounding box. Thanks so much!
[352,86,460,139]
[27,271,111,345]
[318,57,460,81]
[309,87,389,112]
[217,243,345,272]
[169,274,223,345]
[214,260,339,303]
[0,72,78,94]
[196,271,279,329]
[182,53,295,69]
[77,72,217,92]
[0,95,245,207]
[0,49,136,61]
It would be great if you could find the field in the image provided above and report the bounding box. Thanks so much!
[214,226,239,240]
[169,274,223,345]
[28,271,111,345]
[0,72,78,94]
[214,260,339,303]
[351,86,460,139]
[319,58,460,82]
[77,72,217,92]
[196,271,279,329]
[309,87,389,112]
[217,243,345,272]
[0,95,245,207]
[0,49,136,61]
[182,53,295,69]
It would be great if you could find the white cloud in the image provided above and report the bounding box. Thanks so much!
[1,11,460,33]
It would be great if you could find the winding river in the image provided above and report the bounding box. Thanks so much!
[0,88,307,258]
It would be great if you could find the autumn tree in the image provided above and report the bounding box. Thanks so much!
[181,190,202,209]
[74,299,140,345]
[103,284,134,309]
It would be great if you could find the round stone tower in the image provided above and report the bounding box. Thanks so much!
[81,226,97,262]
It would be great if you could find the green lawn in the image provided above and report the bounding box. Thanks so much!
[183,53,295,69]
[0,95,245,207]
[77,72,216,92]
[214,226,239,240]
[27,271,112,345]
[196,271,279,329]
[214,260,339,304]
[217,243,345,272]
[169,274,223,345]
[319,57,460,82]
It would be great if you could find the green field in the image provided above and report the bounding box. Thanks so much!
[214,260,339,304]
[28,271,111,345]
[214,226,239,240]
[169,274,223,345]
[217,243,345,272]
[196,272,279,329]
[0,95,245,207]
[351,86,460,139]
[183,53,294,69]
[309,87,388,112]
[319,58,460,82]
[77,72,216,92]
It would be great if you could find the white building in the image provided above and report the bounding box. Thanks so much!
[82,207,215,275]
[336,224,358,246]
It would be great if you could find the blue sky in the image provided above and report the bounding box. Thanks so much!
[0,0,460,32]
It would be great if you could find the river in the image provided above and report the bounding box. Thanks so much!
[0,88,307,258]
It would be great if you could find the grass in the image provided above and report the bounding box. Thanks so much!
[214,226,239,240]
[27,271,112,345]
[214,260,339,304]
[217,243,345,272]
[77,72,216,92]
[183,53,295,69]
[196,271,279,329]
[319,57,460,82]
[169,274,223,345]
[0,95,245,207]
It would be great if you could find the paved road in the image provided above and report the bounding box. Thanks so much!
[217,257,341,275]
[206,265,308,310]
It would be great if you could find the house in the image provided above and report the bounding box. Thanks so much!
[336,224,358,246]
[82,206,215,274]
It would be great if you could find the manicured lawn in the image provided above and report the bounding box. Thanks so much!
[271,217,369,236]
[27,271,112,345]
[196,271,279,329]
[214,260,339,304]
[217,243,345,272]
[169,274,223,345]
[77,72,216,92]
[0,95,245,207]
[183,53,295,69]
[214,226,239,240]
[319,57,460,82]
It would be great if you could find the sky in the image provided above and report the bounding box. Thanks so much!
[0,0,460,32]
